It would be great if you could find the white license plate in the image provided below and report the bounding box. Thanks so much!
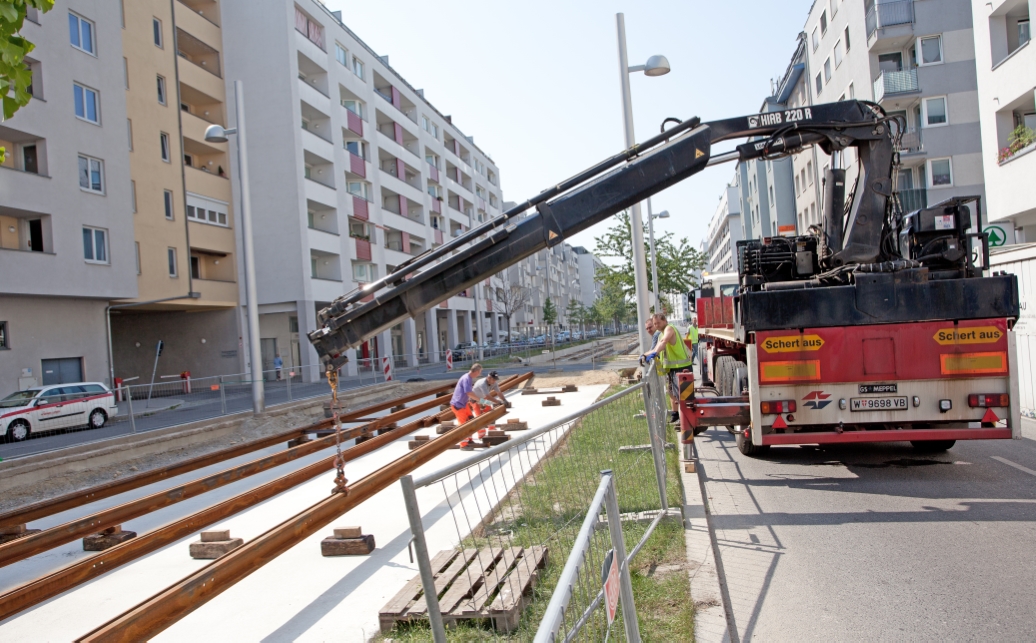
[850,396,908,411]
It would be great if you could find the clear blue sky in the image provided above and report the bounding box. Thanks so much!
[324,0,813,255]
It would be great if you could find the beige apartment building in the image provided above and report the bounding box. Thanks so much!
[109,0,242,382]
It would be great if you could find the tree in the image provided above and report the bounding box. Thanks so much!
[0,1,53,164]
[596,279,629,334]
[496,283,530,354]
[566,299,589,336]
[593,210,707,303]
[542,297,557,333]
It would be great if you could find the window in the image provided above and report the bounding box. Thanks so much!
[800,168,806,189]
[131,180,137,212]
[922,96,948,127]
[928,158,953,187]
[153,18,162,47]
[69,12,95,55]
[191,255,200,279]
[848,82,854,99]
[294,6,325,50]
[1021,19,1031,47]
[812,27,819,51]
[348,181,370,200]
[123,58,129,89]
[73,83,99,123]
[164,189,174,219]
[918,35,943,65]
[815,72,822,95]
[820,10,827,35]
[186,195,229,226]
[352,56,364,79]
[160,132,170,161]
[421,115,439,139]
[795,174,801,194]
[335,43,348,66]
[834,40,843,67]
[83,226,108,263]
[824,58,832,82]
[167,248,178,277]
[345,140,367,159]
[135,242,141,274]
[342,99,363,118]
[78,155,104,193]
[157,75,166,105]
[810,202,816,222]
[0,321,8,349]
[126,119,133,150]
[807,161,814,184]
[844,26,850,51]
[768,185,774,203]
[353,262,378,282]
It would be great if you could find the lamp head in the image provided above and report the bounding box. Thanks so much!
[204,124,234,143]
[657,210,670,219]
[643,55,671,77]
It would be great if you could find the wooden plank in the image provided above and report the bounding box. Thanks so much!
[460,547,523,615]
[437,547,503,615]
[404,548,480,617]
[488,546,548,614]
[380,550,457,617]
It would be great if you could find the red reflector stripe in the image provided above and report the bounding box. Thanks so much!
[939,352,1007,375]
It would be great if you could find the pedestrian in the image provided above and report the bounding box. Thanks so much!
[450,363,483,425]
[273,354,283,381]
[686,321,699,366]
[642,312,693,423]
[472,370,506,408]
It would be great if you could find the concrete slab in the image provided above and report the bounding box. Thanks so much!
[0,385,610,643]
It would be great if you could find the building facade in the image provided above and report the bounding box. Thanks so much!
[572,246,605,309]
[220,0,505,377]
[971,0,1033,243]
[0,1,137,394]
[705,175,743,273]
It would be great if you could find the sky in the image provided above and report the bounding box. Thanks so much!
[324,0,813,256]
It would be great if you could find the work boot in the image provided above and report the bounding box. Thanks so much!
[669,411,680,423]
[459,439,474,451]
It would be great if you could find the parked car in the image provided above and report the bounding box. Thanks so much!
[0,382,118,442]
[452,342,477,361]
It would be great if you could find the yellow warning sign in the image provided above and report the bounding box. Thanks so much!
[548,230,558,240]
[695,149,705,159]
[933,326,1003,345]
[760,334,825,353]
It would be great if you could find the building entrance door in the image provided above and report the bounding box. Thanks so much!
[260,338,277,381]
[41,357,83,385]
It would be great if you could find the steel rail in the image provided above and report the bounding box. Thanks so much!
[76,384,527,642]
[0,373,528,622]
[0,388,454,567]
[0,381,453,529]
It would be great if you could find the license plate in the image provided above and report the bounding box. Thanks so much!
[850,396,908,411]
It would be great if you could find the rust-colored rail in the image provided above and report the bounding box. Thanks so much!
[0,381,453,528]
[0,392,452,568]
[77,405,510,643]
[0,373,529,623]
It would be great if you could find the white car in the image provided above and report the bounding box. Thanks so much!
[0,382,117,442]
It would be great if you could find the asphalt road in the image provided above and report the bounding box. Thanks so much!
[695,426,1036,640]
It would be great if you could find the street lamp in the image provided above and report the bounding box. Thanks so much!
[616,12,670,353]
[205,80,264,415]
[647,200,670,312]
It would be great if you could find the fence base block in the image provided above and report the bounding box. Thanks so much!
[321,534,375,556]
[0,525,40,544]
[189,537,243,559]
[83,526,137,551]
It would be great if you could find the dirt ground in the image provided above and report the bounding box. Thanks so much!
[526,369,622,388]
[0,381,441,515]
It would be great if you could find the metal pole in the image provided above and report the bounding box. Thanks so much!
[234,80,265,415]
[603,471,641,643]
[474,286,485,361]
[647,198,660,312]
[286,361,292,401]
[125,387,136,434]
[146,341,161,408]
[399,475,447,643]
[219,376,227,415]
[617,13,652,355]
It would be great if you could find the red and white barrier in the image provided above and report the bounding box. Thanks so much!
[446,350,453,371]
[382,356,393,381]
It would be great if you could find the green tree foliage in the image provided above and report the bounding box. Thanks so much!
[542,297,557,328]
[0,0,53,163]
[566,299,588,332]
[593,211,707,303]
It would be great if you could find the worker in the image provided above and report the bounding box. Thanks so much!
[450,363,483,425]
[686,321,699,366]
[472,370,506,407]
[642,312,693,423]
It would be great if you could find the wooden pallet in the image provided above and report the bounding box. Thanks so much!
[380,545,549,633]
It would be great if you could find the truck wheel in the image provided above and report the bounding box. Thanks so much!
[716,356,735,396]
[733,362,749,395]
[736,430,769,456]
[910,440,955,452]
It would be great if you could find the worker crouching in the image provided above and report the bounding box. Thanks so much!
[450,365,506,449]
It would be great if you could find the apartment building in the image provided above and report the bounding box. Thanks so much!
[705,176,743,273]
[0,2,136,394]
[109,0,242,382]
[572,246,605,309]
[737,96,797,242]
[797,0,985,228]
[219,0,504,377]
[971,0,1033,243]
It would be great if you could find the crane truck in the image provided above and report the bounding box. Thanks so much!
[307,99,1021,458]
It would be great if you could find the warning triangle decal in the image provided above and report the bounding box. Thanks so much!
[695,149,705,159]
[548,230,558,240]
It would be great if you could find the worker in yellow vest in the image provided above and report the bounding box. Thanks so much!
[686,322,699,367]
[642,312,693,422]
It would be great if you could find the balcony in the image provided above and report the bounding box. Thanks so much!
[308,199,338,235]
[897,128,924,155]
[176,28,221,78]
[191,278,238,306]
[297,51,329,99]
[310,250,342,281]
[897,188,927,212]
[177,0,220,27]
[866,1,914,42]
[873,68,918,102]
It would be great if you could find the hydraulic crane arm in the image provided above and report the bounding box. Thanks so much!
[309,100,896,371]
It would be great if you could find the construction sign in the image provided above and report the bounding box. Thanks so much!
[933,326,1003,345]
[760,334,825,353]
[602,549,620,624]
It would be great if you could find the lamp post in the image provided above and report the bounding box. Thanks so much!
[647,199,670,312]
[205,80,264,414]
[616,12,670,353]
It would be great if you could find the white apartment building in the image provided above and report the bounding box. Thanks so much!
[796,0,986,230]
[971,0,1033,243]
[220,0,505,377]
[0,2,136,393]
[705,176,743,273]
[572,246,605,309]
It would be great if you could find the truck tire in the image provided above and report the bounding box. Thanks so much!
[733,362,748,395]
[910,440,956,452]
[716,356,736,396]
[736,430,769,456]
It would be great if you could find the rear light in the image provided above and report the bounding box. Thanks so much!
[760,400,796,414]
[968,393,1009,408]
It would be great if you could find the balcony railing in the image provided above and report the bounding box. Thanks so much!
[898,129,923,154]
[873,68,918,102]
[866,1,914,39]
[896,188,927,212]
